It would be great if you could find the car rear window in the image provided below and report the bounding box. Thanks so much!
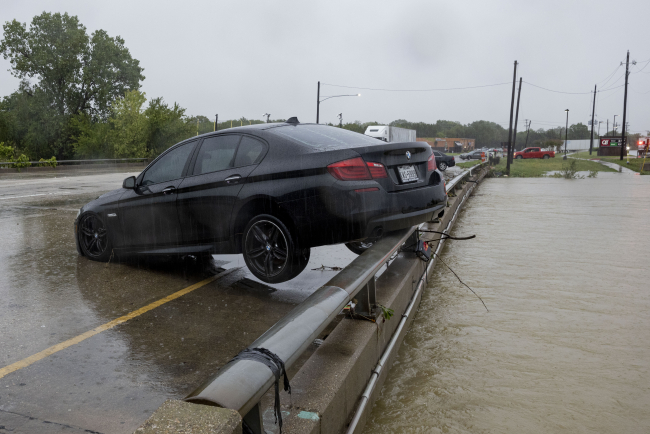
[269,125,381,151]
[234,136,266,167]
[193,135,241,175]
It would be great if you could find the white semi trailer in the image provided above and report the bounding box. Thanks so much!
[364,125,416,142]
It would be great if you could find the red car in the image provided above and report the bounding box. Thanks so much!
[514,147,555,159]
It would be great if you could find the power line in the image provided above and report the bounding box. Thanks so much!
[320,82,511,92]
[597,64,622,85]
[632,58,650,74]
[523,81,623,94]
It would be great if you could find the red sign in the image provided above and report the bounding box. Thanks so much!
[601,138,621,147]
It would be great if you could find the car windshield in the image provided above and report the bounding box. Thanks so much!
[269,125,380,151]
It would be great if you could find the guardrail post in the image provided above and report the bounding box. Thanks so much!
[355,276,377,316]
[242,402,263,434]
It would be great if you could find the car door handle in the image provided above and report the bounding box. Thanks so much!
[162,186,176,195]
[225,175,242,184]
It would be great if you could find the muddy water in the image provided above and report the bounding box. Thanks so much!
[365,173,650,433]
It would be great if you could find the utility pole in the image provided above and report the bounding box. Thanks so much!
[214,114,218,131]
[620,50,632,161]
[563,109,569,159]
[613,115,618,135]
[511,77,523,162]
[506,60,518,176]
[589,85,597,155]
[524,120,532,148]
[316,81,320,124]
[607,119,609,136]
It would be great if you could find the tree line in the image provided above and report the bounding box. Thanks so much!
[0,12,638,164]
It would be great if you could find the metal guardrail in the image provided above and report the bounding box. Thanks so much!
[0,158,150,167]
[185,162,487,431]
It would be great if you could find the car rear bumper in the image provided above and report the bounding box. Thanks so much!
[362,201,445,238]
[287,177,447,246]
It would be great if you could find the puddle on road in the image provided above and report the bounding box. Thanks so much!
[364,174,650,433]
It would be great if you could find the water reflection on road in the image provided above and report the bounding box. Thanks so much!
[365,173,650,433]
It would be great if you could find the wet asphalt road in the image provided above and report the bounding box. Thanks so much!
[0,169,360,433]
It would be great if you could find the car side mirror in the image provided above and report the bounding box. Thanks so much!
[123,176,136,189]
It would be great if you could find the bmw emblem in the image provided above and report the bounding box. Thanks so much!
[406,151,411,160]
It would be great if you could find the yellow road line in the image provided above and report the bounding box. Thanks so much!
[0,267,240,380]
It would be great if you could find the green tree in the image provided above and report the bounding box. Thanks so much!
[0,12,144,159]
[70,113,112,158]
[145,97,194,155]
[110,90,148,158]
[568,123,589,140]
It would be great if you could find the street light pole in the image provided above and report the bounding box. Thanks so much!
[563,109,569,159]
[316,81,320,124]
[214,114,218,131]
[316,85,360,124]
[338,113,342,128]
[263,113,270,123]
[613,114,618,135]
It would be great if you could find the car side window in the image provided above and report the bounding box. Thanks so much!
[141,141,195,186]
[193,135,241,175]
[234,136,266,167]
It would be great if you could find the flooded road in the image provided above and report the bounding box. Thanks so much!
[0,170,358,433]
[365,173,650,433]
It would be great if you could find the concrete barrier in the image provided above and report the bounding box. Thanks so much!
[135,400,242,434]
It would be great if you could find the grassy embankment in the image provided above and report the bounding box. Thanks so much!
[456,160,481,169]
[572,151,650,175]
[488,156,616,177]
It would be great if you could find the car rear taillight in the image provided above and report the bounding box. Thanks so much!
[366,162,387,178]
[327,157,372,180]
[427,153,436,171]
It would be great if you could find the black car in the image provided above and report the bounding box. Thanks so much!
[466,150,485,160]
[75,119,447,283]
[431,150,455,171]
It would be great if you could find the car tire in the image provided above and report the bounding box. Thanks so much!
[438,161,448,171]
[543,154,550,159]
[78,213,113,262]
[243,214,310,283]
[344,238,378,255]
[516,155,523,159]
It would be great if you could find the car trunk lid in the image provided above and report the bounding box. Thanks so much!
[351,141,433,192]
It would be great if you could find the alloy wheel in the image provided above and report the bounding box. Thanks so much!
[244,220,289,278]
[79,214,108,258]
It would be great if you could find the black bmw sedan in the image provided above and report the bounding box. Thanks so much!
[75,118,447,283]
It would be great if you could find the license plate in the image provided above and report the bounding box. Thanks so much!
[398,165,418,183]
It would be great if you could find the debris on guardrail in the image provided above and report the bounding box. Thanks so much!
[312,264,343,271]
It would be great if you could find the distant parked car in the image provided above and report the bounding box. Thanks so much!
[514,147,555,159]
[431,150,455,171]
[465,150,485,160]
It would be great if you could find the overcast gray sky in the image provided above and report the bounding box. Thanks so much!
[2,0,649,133]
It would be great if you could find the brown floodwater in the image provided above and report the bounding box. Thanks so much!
[364,173,650,433]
